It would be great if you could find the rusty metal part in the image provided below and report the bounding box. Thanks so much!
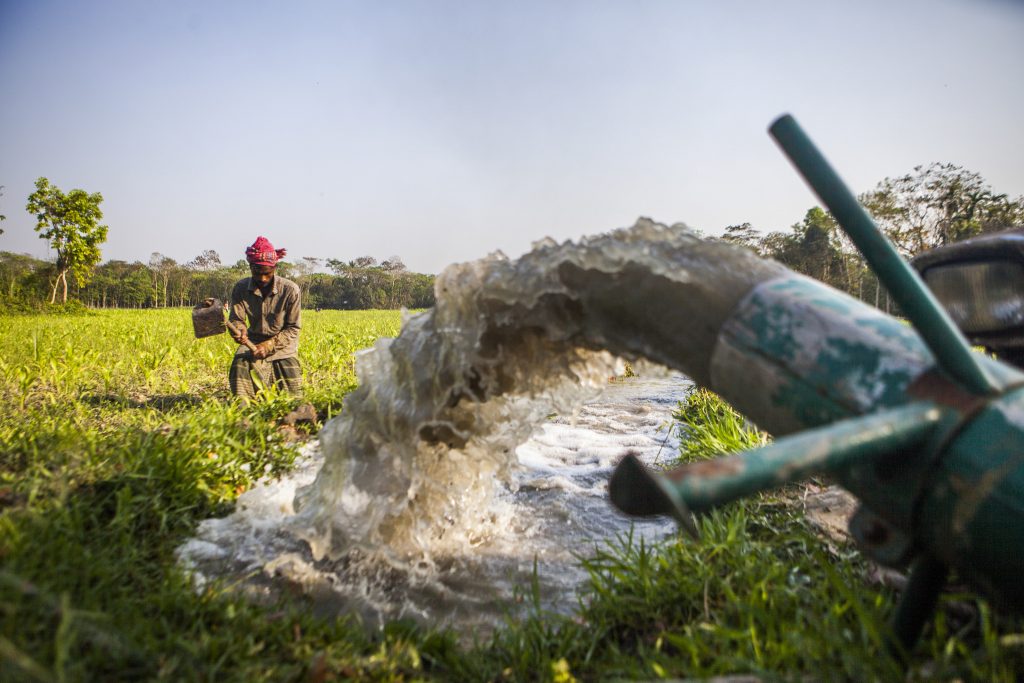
[907,369,991,413]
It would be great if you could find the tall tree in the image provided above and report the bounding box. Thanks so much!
[381,255,406,272]
[188,249,221,271]
[289,256,323,305]
[295,256,322,276]
[719,223,762,254]
[26,177,108,303]
[325,258,348,276]
[760,207,848,290]
[149,252,177,307]
[861,163,1024,256]
[349,255,377,269]
[0,185,7,234]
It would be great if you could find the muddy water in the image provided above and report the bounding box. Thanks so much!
[179,218,774,632]
[178,373,689,631]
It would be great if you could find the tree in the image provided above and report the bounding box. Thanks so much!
[188,249,221,271]
[0,186,7,234]
[381,255,406,272]
[861,163,1024,256]
[26,177,108,303]
[325,258,349,276]
[170,266,192,307]
[288,256,323,306]
[719,223,762,253]
[149,252,177,307]
[760,207,849,291]
[350,255,377,269]
[0,251,46,301]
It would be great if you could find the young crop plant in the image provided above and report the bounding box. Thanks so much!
[2,310,1022,680]
[0,308,419,681]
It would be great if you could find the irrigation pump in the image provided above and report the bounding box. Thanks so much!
[608,114,1024,652]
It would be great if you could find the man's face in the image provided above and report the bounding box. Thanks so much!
[250,264,276,287]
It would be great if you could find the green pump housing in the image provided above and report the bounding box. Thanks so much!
[609,115,1024,651]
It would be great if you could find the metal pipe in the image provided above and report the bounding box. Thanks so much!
[610,401,943,523]
[891,555,948,655]
[768,114,1000,396]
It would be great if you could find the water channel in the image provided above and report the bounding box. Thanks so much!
[179,218,768,633]
[178,373,689,633]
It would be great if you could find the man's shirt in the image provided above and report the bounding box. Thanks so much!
[229,275,301,361]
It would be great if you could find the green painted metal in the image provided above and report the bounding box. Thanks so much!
[709,274,934,436]
[891,556,948,654]
[915,386,1024,610]
[607,114,1024,651]
[613,381,1024,610]
[657,401,941,514]
[769,114,1001,397]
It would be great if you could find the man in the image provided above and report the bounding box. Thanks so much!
[228,236,302,399]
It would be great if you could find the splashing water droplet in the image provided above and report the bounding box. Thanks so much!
[290,218,781,560]
[180,217,783,631]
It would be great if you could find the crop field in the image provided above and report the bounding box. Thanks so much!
[2,309,1024,681]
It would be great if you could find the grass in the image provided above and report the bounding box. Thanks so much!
[440,389,1024,680]
[673,386,769,464]
[2,311,1023,680]
[1,309,429,681]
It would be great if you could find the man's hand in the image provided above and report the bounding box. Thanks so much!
[252,339,275,360]
[227,322,247,345]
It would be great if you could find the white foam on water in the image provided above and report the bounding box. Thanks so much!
[177,374,690,631]
[177,218,771,633]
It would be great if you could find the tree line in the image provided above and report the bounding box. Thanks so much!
[0,177,437,310]
[0,177,435,311]
[1,163,1021,312]
[717,163,1024,312]
[0,249,436,311]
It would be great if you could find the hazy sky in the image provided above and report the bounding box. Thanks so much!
[1,0,1022,274]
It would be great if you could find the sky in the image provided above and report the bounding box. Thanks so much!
[1,0,1022,275]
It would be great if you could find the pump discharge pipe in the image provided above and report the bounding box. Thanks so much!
[607,115,1024,651]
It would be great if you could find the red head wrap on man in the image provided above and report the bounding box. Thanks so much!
[245,236,287,266]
